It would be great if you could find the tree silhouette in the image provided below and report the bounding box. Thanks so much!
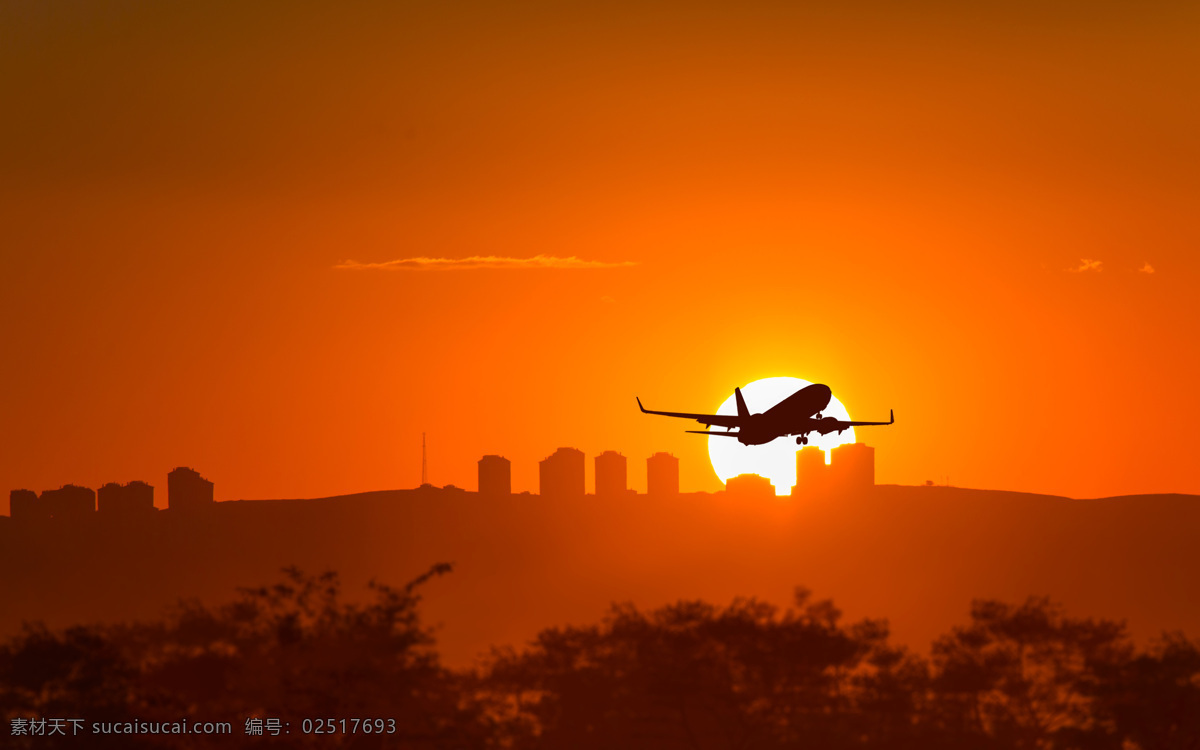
[1092,632,1200,750]
[3,573,1198,749]
[1,564,483,749]
[927,597,1131,749]
[479,587,928,750]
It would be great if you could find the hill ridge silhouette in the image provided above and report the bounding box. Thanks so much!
[2,484,1196,667]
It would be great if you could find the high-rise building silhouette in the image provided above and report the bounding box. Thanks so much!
[39,485,95,519]
[539,447,585,498]
[830,443,875,489]
[168,467,214,510]
[477,455,511,496]
[594,451,627,497]
[97,483,121,513]
[792,446,828,495]
[9,489,41,521]
[725,473,775,499]
[646,452,679,497]
[127,480,154,511]
[98,481,155,517]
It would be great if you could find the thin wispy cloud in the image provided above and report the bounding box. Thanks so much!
[335,255,638,271]
[1138,262,1155,274]
[1068,258,1103,273]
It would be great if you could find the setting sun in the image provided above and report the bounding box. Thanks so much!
[708,377,857,495]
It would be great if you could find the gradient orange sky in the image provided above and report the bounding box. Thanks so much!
[3,0,1198,508]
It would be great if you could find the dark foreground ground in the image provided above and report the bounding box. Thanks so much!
[2,485,1197,666]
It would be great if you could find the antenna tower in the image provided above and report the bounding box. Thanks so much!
[421,432,428,486]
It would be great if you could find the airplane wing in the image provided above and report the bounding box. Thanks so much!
[685,430,741,436]
[840,409,894,427]
[636,397,744,429]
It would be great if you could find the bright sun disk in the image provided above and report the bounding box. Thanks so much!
[708,376,857,495]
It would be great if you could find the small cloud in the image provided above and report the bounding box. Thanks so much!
[334,255,637,271]
[599,295,616,304]
[1138,262,1155,274]
[1068,258,1103,273]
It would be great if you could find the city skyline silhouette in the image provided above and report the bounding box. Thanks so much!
[5,440,878,515]
[4,443,866,515]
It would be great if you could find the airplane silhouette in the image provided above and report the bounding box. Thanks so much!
[637,383,894,446]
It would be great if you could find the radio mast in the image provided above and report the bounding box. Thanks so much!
[421,432,428,486]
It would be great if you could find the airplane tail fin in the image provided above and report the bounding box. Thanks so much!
[734,387,749,419]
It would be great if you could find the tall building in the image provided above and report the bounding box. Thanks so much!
[97,483,123,514]
[9,489,41,521]
[792,446,829,495]
[39,485,95,519]
[477,455,511,496]
[126,480,155,511]
[594,451,627,497]
[168,467,214,510]
[539,447,585,498]
[98,481,155,517]
[646,452,679,497]
[726,473,775,499]
[830,443,875,490]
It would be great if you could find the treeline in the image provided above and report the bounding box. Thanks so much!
[2,566,1197,749]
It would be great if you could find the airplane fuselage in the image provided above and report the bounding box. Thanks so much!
[733,383,832,445]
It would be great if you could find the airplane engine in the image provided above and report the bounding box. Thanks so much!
[814,416,843,435]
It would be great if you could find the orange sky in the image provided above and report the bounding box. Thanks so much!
[2,0,1198,508]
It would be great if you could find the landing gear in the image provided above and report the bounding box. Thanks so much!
[796,436,809,446]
